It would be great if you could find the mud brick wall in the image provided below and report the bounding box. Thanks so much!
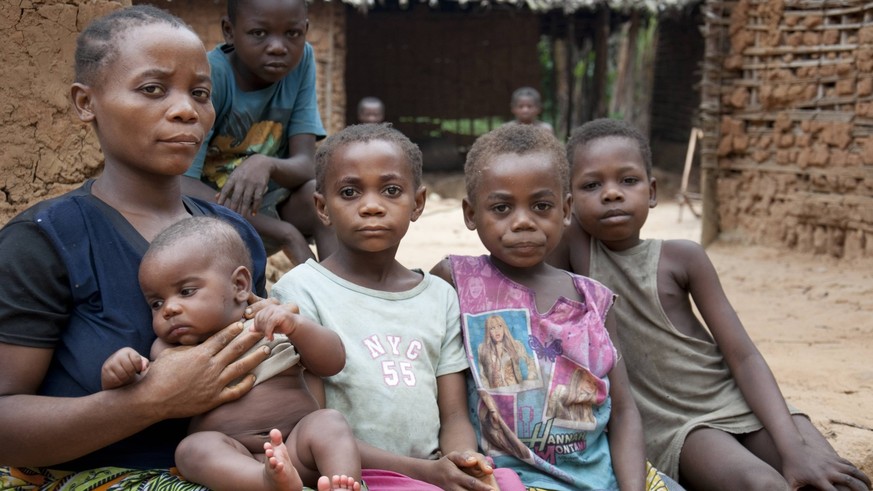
[700,0,873,258]
[0,0,124,223]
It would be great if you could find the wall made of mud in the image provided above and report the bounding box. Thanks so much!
[701,0,873,258]
[0,0,125,223]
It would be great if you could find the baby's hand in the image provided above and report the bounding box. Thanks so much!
[248,298,303,341]
[101,347,149,390]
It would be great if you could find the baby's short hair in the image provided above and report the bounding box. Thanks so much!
[314,123,422,194]
[566,118,653,177]
[145,216,252,274]
[75,5,191,86]
[464,124,568,203]
[510,87,542,107]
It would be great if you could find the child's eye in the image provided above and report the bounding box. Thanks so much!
[491,204,510,214]
[533,202,553,212]
[180,287,196,297]
[287,30,302,39]
[622,176,641,185]
[249,29,266,38]
[580,182,600,191]
[383,185,402,197]
[340,187,358,198]
[149,300,164,311]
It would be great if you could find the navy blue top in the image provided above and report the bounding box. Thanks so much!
[0,180,266,470]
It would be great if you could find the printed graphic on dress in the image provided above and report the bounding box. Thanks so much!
[476,390,534,462]
[464,309,542,392]
[544,357,608,430]
[361,333,423,387]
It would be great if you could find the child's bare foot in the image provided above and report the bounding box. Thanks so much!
[316,475,362,491]
[263,428,303,491]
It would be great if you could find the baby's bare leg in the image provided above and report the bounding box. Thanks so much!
[285,408,362,489]
[175,430,303,491]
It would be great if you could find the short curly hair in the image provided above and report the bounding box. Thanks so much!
[75,5,192,86]
[464,124,568,204]
[314,123,422,194]
[566,118,652,177]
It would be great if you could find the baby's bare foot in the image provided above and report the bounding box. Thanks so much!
[263,428,303,491]
[317,475,361,491]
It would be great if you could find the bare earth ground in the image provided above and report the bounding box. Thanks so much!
[268,190,873,475]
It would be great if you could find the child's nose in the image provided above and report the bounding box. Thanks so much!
[602,184,624,202]
[510,210,536,230]
[359,195,386,215]
[266,36,289,55]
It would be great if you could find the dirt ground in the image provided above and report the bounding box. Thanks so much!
[271,187,872,476]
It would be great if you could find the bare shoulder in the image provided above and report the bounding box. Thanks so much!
[658,239,716,286]
[660,239,710,267]
[429,257,455,287]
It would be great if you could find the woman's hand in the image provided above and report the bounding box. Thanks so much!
[136,320,269,420]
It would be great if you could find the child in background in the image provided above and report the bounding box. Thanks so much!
[0,6,273,488]
[549,118,871,491]
[505,87,553,134]
[357,97,386,124]
[102,216,361,491]
[270,123,524,490]
[183,0,335,266]
[432,124,662,491]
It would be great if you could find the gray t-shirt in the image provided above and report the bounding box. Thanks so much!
[271,260,468,459]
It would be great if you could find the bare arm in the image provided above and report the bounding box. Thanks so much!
[217,134,317,217]
[0,322,268,467]
[603,311,647,491]
[248,296,345,377]
[678,240,865,489]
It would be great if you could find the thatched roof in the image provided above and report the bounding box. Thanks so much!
[338,0,700,13]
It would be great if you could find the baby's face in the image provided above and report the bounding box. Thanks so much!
[570,136,655,251]
[139,241,244,345]
[464,151,570,270]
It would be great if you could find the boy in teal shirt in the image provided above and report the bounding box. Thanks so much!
[184,0,335,266]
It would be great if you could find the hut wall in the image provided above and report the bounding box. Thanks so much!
[701,0,873,258]
[0,0,125,223]
[144,0,347,135]
[650,6,704,175]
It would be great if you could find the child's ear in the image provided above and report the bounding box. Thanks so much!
[220,16,234,45]
[648,177,658,208]
[562,192,573,227]
[314,192,330,226]
[231,266,253,303]
[461,197,477,231]
[410,185,427,222]
[71,83,95,123]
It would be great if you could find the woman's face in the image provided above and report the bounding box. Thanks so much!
[487,317,506,342]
